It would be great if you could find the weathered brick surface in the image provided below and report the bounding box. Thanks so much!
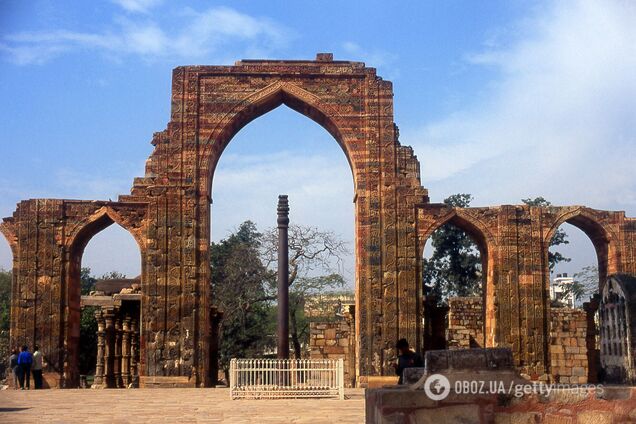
[549,308,588,384]
[2,55,636,387]
[309,321,356,387]
[417,204,636,377]
[447,297,484,349]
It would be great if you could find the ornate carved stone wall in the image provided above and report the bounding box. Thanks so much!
[417,204,636,377]
[2,54,636,387]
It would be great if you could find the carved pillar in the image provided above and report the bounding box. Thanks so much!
[103,309,115,388]
[122,315,131,387]
[130,318,139,388]
[93,309,106,388]
[114,316,123,388]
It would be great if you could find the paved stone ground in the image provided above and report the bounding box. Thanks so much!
[0,388,365,423]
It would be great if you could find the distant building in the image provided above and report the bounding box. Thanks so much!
[550,273,576,308]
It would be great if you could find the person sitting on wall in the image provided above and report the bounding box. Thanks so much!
[393,338,423,384]
[17,345,33,390]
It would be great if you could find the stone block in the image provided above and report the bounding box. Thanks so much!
[495,412,542,424]
[412,404,481,424]
[576,411,611,424]
[544,413,574,424]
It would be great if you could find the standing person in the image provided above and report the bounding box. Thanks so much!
[392,338,423,384]
[17,345,33,390]
[32,345,43,389]
[9,348,19,389]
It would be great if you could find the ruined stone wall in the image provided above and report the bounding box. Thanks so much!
[309,321,356,388]
[4,55,636,388]
[0,200,147,387]
[549,308,588,384]
[366,386,636,424]
[447,297,484,349]
[418,204,636,378]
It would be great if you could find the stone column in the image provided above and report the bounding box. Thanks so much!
[114,316,123,388]
[103,309,115,388]
[93,309,106,388]
[130,318,139,388]
[277,195,290,360]
[122,316,131,387]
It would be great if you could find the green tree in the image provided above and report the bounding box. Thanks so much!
[287,274,346,358]
[78,306,98,375]
[80,267,97,295]
[521,197,571,271]
[562,265,599,306]
[210,221,273,381]
[423,194,482,302]
[99,271,127,281]
[262,224,349,359]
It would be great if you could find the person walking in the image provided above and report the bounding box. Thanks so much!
[32,345,43,389]
[17,345,33,390]
[9,348,19,389]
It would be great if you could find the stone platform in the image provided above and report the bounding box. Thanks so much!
[0,388,365,423]
[366,386,636,423]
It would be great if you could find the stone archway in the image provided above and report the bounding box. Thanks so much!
[543,206,621,290]
[119,55,430,385]
[417,206,498,350]
[5,55,636,388]
[64,206,145,387]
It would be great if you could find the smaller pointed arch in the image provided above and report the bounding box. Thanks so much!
[419,208,496,257]
[67,206,145,256]
[544,206,620,291]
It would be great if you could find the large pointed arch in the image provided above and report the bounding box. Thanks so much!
[200,81,358,195]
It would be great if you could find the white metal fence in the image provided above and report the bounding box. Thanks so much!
[229,358,345,400]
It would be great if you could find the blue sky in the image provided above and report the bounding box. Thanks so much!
[1,0,635,282]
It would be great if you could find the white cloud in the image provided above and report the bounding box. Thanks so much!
[0,6,289,65]
[405,0,636,212]
[111,0,162,14]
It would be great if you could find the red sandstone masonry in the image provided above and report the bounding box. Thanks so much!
[2,55,636,387]
[549,308,589,384]
[447,297,485,349]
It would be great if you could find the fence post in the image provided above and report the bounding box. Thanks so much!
[337,358,345,400]
[229,359,235,399]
